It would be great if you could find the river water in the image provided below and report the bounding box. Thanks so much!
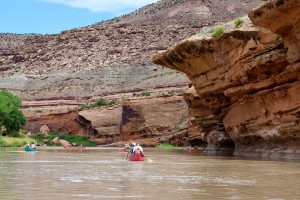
[0,147,299,200]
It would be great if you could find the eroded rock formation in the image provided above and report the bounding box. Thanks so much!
[153,0,300,159]
[120,96,189,146]
[24,96,189,146]
[78,104,123,144]
[24,111,83,135]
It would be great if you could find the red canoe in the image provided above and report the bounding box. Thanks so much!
[63,145,86,149]
[127,154,145,161]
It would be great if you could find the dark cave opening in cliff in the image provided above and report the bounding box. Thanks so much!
[77,115,99,138]
[189,139,207,148]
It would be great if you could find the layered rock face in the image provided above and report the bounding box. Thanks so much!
[78,104,123,144]
[24,96,188,146]
[23,111,83,135]
[153,0,300,159]
[0,0,263,100]
[120,96,189,146]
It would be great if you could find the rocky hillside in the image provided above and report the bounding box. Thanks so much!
[153,0,300,159]
[0,34,43,51]
[0,0,263,101]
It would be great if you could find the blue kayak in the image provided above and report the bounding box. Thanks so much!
[25,146,37,152]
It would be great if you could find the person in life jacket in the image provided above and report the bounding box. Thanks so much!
[30,142,36,149]
[134,142,144,157]
[126,142,136,160]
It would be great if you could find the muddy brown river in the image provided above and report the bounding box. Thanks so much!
[0,147,299,200]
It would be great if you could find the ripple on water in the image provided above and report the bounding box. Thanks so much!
[74,194,150,199]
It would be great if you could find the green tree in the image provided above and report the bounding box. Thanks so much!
[0,90,26,137]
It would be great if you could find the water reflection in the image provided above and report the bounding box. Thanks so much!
[0,147,299,200]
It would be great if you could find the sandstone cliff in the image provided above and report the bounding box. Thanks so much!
[153,0,300,159]
[24,95,189,147]
[0,0,267,148]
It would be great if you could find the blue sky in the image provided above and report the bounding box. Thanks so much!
[0,0,159,34]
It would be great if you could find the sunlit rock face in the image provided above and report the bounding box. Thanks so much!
[153,0,300,159]
[24,111,83,136]
[120,96,190,146]
[78,105,123,145]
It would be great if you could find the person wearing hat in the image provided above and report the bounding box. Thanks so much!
[123,143,130,150]
[126,142,136,160]
[130,142,136,153]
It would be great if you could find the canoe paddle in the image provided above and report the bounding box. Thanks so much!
[144,156,153,162]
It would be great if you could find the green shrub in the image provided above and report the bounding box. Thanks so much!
[211,26,224,40]
[0,90,27,137]
[168,90,175,95]
[95,98,109,106]
[141,92,151,96]
[79,98,116,110]
[57,132,96,147]
[21,129,29,134]
[9,130,21,138]
[234,18,244,27]
[30,133,49,143]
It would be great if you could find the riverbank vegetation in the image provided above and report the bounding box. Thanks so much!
[155,143,183,150]
[30,131,97,147]
[0,91,96,148]
[0,131,96,147]
[0,136,36,147]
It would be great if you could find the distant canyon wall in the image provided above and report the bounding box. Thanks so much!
[24,96,189,146]
[153,0,300,159]
[0,0,263,101]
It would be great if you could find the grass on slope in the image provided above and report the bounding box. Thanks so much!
[0,137,37,147]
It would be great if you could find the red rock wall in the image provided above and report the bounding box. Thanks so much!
[78,105,123,145]
[24,96,189,147]
[24,111,83,135]
[120,96,190,146]
[153,0,300,159]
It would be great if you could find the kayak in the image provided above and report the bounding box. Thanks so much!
[119,148,129,152]
[63,145,86,149]
[127,153,145,161]
[25,147,37,152]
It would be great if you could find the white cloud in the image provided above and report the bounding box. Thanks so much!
[38,0,159,13]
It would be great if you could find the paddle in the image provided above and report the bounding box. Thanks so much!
[144,155,153,162]
[147,158,153,162]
